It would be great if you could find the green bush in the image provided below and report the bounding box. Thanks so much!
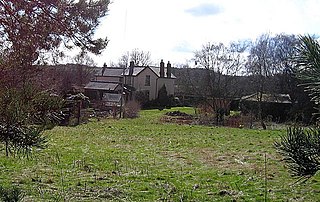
[0,185,24,202]
[0,86,63,156]
[274,126,320,180]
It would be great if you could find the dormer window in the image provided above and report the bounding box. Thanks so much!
[145,75,150,86]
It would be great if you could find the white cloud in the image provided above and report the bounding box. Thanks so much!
[92,0,320,66]
[185,3,223,17]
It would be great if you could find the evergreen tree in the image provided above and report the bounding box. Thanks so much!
[0,0,109,156]
[0,85,64,156]
[294,35,320,118]
[157,85,170,108]
[275,35,320,179]
[0,0,109,86]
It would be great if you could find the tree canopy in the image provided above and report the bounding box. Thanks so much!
[0,0,110,156]
[0,0,109,85]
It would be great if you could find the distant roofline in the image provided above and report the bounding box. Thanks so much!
[96,65,176,79]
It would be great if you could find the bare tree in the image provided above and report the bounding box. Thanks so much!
[73,53,97,67]
[191,41,248,123]
[118,52,130,67]
[118,48,151,67]
[72,53,97,87]
[170,41,249,124]
[246,33,299,128]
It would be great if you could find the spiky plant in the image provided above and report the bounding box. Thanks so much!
[0,185,24,202]
[274,127,320,180]
[275,36,320,181]
[294,35,320,117]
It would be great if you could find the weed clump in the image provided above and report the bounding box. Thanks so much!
[123,100,141,118]
[0,185,24,202]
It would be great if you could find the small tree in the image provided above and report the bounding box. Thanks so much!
[123,100,140,118]
[134,91,149,108]
[157,84,170,108]
[275,35,320,180]
[0,85,63,157]
[0,0,109,157]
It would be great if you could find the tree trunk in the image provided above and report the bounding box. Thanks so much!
[258,93,267,130]
[5,140,9,157]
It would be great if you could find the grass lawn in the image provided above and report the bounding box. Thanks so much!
[0,107,319,201]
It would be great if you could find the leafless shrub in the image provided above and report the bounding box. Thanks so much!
[123,100,141,118]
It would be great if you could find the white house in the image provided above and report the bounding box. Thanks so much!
[84,60,176,102]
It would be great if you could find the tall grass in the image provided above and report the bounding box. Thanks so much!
[0,107,319,201]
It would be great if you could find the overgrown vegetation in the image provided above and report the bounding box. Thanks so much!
[0,0,110,154]
[274,35,320,181]
[0,85,63,157]
[123,100,141,118]
[0,185,24,202]
[0,107,319,201]
[0,1,319,200]
[275,127,320,180]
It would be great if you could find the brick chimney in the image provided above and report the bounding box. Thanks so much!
[129,61,134,76]
[166,61,171,78]
[160,59,165,77]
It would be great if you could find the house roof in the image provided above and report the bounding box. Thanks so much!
[123,67,144,76]
[124,66,176,78]
[241,93,292,104]
[84,81,119,91]
[96,66,176,79]
[149,67,176,79]
[95,68,124,77]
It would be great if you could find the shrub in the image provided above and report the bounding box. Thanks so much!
[274,126,320,180]
[157,85,169,106]
[134,91,149,106]
[0,185,24,202]
[123,100,141,118]
[0,86,63,156]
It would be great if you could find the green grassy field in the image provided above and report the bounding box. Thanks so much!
[0,107,319,201]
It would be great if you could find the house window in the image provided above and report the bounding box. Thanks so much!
[145,75,150,86]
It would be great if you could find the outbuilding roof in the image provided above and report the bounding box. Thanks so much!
[84,82,119,91]
[95,68,124,77]
[241,93,292,104]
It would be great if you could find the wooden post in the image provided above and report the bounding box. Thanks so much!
[77,100,81,125]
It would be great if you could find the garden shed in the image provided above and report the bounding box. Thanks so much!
[239,93,292,122]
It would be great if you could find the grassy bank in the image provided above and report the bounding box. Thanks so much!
[0,107,319,201]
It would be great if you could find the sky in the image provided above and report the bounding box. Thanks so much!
[91,0,320,67]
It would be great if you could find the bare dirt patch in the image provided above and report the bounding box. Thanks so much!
[160,111,194,124]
